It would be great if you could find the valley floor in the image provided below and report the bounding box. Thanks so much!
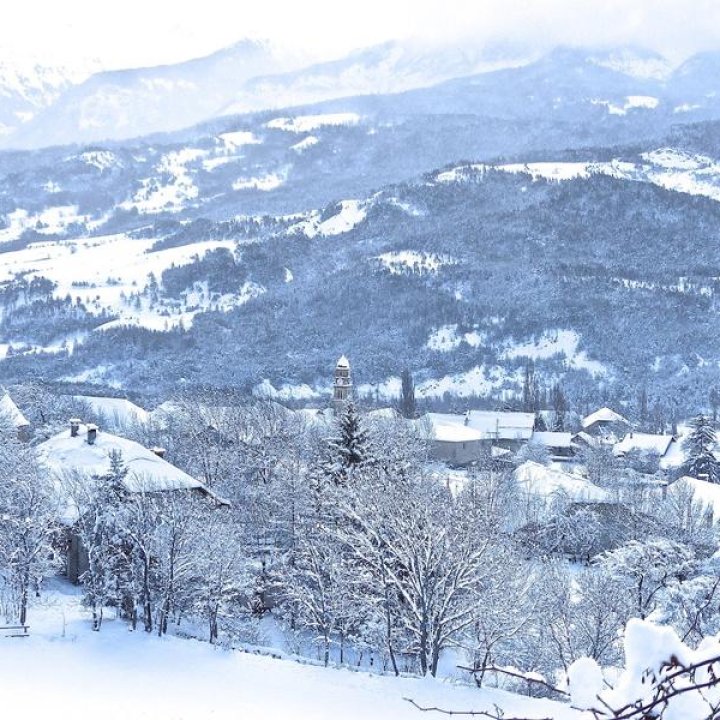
[0,578,581,720]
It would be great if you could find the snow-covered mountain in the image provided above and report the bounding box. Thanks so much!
[0,59,97,138]
[0,42,696,151]
[587,46,672,80]
[219,40,534,117]
[4,41,299,149]
[3,41,720,408]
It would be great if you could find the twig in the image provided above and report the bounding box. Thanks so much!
[403,698,553,719]
[457,664,570,697]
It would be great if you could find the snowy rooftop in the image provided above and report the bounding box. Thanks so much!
[74,395,149,427]
[293,407,335,426]
[336,355,350,369]
[532,431,575,449]
[0,391,29,428]
[515,461,610,503]
[422,414,484,443]
[421,411,535,442]
[667,476,720,519]
[465,410,535,440]
[366,407,399,421]
[37,424,214,522]
[581,407,629,429]
[614,432,675,457]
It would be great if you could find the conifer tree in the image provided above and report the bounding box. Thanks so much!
[399,368,417,419]
[325,401,369,484]
[682,414,720,483]
[551,383,568,431]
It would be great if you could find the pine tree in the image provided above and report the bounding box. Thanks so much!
[683,414,720,483]
[399,368,417,419]
[522,361,534,412]
[710,387,720,425]
[638,386,648,430]
[551,383,567,431]
[325,401,369,484]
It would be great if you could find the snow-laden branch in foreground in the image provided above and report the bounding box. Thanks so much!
[406,619,720,720]
[404,697,553,719]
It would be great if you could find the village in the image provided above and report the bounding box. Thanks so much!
[0,355,716,594]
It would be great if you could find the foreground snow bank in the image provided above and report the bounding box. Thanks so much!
[0,580,579,720]
[568,619,720,719]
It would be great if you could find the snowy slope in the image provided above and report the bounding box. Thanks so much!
[2,580,581,720]
[0,233,242,331]
[0,59,96,139]
[435,148,720,205]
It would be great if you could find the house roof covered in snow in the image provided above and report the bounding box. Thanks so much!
[420,411,535,442]
[532,432,575,449]
[366,407,399,421]
[293,407,335,426]
[74,395,149,427]
[667,476,720,519]
[421,414,484,443]
[515,461,610,502]
[614,432,675,458]
[37,424,221,522]
[465,410,535,441]
[0,391,29,428]
[582,407,629,429]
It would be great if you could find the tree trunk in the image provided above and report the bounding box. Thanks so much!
[381,566,399,676]
[142,556,152,633]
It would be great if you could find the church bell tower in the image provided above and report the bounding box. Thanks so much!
[333,355,352,414]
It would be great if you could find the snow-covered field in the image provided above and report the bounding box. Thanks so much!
[289,200,367,237]
[121,149,205,214]
[503,329,608,376]
[232,169,287,191]
[435,147,720,205]
[376,250,457,276]
[1,579,579,720]
[427,324,485,352]
[0,233,242,332]
[266,112,361,133]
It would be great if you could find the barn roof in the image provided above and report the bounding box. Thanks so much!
[515,461,610,503]
[37,423,223,523]
[582,407,628,429]
[0,391,29,428]
[420,414,483,443]
[74,395,149,427]
[465,410,535,441]
[532,431,574,448]
[614,432,674,457]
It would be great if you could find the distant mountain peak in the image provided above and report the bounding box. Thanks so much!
[587,46,673,80]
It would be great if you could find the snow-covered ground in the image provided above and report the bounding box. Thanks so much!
[427,324,485,352]
[232,169,287,191]
[503,329,608,376]
[289,200,367,237]
[376,250,457,276]
[1,579,580,720]
[121,149,206,214]
[0,233,242,332]
[78,150,120,171]
[0,205,96,244]
[290,135,319,153]
[435,147,720,205]
[358,365,523,401]
[266,112,361,132]
[591,95,659,115]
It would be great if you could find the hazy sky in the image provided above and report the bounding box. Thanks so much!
[3,0,720,70]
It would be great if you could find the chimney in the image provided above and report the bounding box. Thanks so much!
[70,418,81,438]
[151,446,166,459]
[87,424,98,445]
